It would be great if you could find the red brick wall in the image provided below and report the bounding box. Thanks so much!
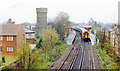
[2,36,17,56]
[1,25,25,56]
[0,40,2,55]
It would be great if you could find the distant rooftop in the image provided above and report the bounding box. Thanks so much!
[23,27,35,34]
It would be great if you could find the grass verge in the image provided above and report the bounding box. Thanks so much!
[0,55,18,69]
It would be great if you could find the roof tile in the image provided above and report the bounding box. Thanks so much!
[0,24,21,35]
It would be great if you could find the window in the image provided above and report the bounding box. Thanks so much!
[11,36,13,41]
[9,36,11,41]
[7,36,13,41]
[0,36,3,41]
[11,47,13,52]
[0,47,3,51]
[7,47,9,51]
[7,47,13,52]
[7,36,8,41]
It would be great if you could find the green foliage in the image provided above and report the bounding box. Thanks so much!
[57,40,62,45]
[16,44,42,69]
[0,59,1,67]
[36,37,42,48]
[29,26,70,69]
[40,26,59,52]
[94,44,120,69]
[0,55,18,69]
[30,42,69,69]
[36,35,40,39]
[95,29,119,69]
[2,57,5,63]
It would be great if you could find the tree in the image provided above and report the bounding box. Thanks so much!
[17,44,42,69]
[17,44,29,68]
[97,28,106,50]
[36,37,42,48]
[97,30,103,43]
[40,26,59,53]
[54,12,70,40]
[101,28,106,50]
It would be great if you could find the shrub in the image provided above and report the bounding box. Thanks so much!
[2,57,5,63]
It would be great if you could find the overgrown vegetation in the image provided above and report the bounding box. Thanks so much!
[30,26,69,69]
[94,44,119,69]
[94,28,120,69]
[0,55,18,69]
[49,12,70,40]
[31,43,69,69]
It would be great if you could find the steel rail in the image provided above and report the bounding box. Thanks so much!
[57,34,78,71]
[67,41,81,71]
[78,46,84,70]
[57,45,74,71]
[68,47,80,71]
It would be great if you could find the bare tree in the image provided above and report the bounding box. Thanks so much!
[54,12,70,40]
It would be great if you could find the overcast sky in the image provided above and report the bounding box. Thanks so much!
[0,0,119,24]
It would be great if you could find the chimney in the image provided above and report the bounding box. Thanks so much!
[7,18,12,24]
[12,22,15,24]
[29,26,31,30]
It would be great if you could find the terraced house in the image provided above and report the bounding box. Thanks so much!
[0,24,25,56]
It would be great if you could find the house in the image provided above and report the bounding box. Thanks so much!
[23,27,37,49]
[22,22,37,49]
[2,18,15,24]
[22,22,36,31]
[24,28,37,44]
[0,24,25,56]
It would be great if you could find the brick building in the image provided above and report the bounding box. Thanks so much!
[0,24,25,56]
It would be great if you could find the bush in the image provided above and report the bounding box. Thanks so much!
[36,37,42,49]
[2,57,5,63]
[36,36,40,39]
[0,61,1,66]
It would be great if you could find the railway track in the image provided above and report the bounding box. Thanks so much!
[50,30,100,70]
[57,46,85,71]
[49,30,101,70]
[68,46,84,71]
[57,32,84,70]
[56,38,96,70]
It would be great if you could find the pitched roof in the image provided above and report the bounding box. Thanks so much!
[0,24,21,35]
